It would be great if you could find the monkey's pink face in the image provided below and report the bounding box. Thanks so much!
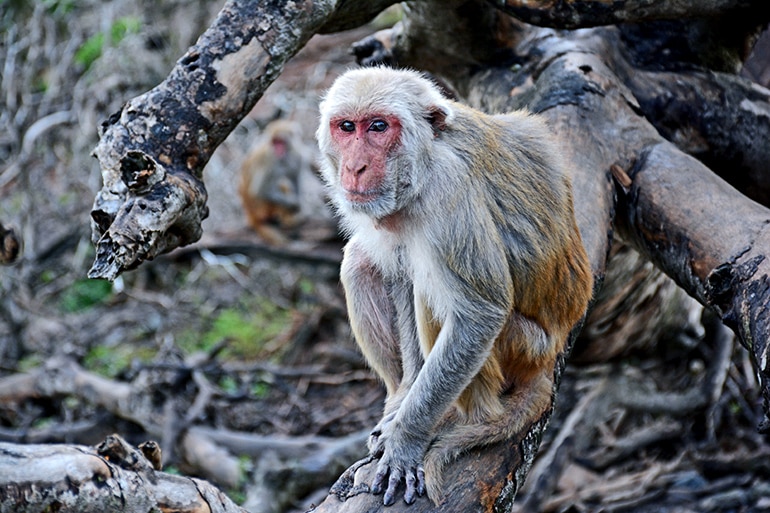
[329,114,402,204]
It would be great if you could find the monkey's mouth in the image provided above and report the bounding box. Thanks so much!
[344,188,381,203]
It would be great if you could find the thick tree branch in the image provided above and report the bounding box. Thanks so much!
[622,68,770,206]
[614,142,770,430]
[88,0,397,280]
[490,0,757,29]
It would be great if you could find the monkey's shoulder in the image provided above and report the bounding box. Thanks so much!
[449,103,551,135]
[446,106,563,165]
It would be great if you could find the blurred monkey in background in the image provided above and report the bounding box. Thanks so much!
[238,119,318,244]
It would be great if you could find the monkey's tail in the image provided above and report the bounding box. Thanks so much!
[422,371,553,504]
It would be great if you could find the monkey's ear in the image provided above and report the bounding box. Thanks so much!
[426,105,452,134]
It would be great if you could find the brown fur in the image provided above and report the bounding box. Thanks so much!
[238,120,309,244]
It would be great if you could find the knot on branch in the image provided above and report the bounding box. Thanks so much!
[97,434,163,473]
[705,263,736,315]
[328,455,376,502]
[705,255,766,318]
[120,151,166,195]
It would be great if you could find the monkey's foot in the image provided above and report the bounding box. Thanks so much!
[371,454,426,505]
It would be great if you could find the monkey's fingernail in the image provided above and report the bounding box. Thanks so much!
[383,489,395,506]
[405,473,416,503]
[371,472,385,495]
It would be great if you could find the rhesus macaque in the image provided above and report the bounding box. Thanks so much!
[0,222,20,265]
[239,119,313,244]
[316,67,593,506]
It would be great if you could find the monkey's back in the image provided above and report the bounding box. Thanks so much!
[442,104,593,350]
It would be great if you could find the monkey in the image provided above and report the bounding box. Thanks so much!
[316,67,593,506]
[238,119,312,244]
[0,222,21,265]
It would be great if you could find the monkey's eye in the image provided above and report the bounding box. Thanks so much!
[369,120,388,132]
[339,120,355,132]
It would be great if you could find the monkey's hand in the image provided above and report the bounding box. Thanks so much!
[371,427,428,505]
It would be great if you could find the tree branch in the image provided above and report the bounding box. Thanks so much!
[490,0,759,29]
[0,435,247,513]
[614,141,770,431]
[622,68,770,206]
[88,0,397,280]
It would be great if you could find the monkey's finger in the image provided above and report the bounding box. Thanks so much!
[371,465,388,495]
[416,467,426,496]
[383,467,403,506]
[404,470,418,504]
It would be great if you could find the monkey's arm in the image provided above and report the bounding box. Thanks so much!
[340,241,402,397]
[368,275,426,452]
[342,241,426,453]
[372,289,510,505]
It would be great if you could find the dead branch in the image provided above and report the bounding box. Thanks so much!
[0,434,246,513]
[0,357,370,498]
[621,58,770,207]
[88,0,397,280]
[614,141,770,430]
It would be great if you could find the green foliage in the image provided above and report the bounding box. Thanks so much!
[178,299,292,361]
[18,354,43,372]
[228,489,247,505]
[251,381,270,398]
[219,375,239,394]
[163,465,181,475]
[371,4,403,29]
[110,16,141,45]
[60,278,113,312]
[74,16,141,71]
[83,344,157,378]
[42,0,75,17]
[74,32,105,70]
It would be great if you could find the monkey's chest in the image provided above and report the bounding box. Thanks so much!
[405,243,456,327]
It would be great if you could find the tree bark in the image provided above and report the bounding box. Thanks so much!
[492,0,758,30]
[0,435,247,513]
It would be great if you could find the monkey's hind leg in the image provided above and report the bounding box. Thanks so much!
[421,371,554,504]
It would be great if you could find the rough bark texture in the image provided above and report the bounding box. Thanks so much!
[615,142,770,431]
[492,0,756,29]
[0,435,246,513]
